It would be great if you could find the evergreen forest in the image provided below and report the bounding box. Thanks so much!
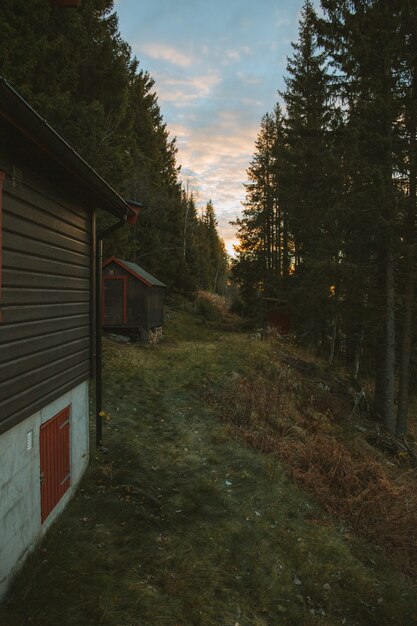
[232,0,417,437]
[0,0,228,296]
[1,0,417,439]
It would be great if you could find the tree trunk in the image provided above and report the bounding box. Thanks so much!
[183,188,190,262]
[328,311,338,367]
[397,58,417,435]
[374,256,386,418]
[352,324,365,380]
[384,241,396,433]
[283,208,289,277]
[213,259,220,294]
[397,245,414,435]
[375,41,396,431]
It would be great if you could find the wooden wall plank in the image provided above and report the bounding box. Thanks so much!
[4,212,89,256]
[0,166,93,432]
[1,302,89,323]
[0,371,89,436]
[0,326,90,363]
[4,192,89,243]
[3,268,89,290]
[3,250,90,278]
[0,338,89,382]
[4,232,89,266]
[2,288,90,306]
[0,349,90,403]
[0,315,89,343]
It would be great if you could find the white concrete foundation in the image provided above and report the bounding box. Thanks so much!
[0,382,89,600]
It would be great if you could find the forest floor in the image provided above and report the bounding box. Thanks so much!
[2,299,417,626]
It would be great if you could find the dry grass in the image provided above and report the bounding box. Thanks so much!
[206,341,417,579]
[197,290,231,316]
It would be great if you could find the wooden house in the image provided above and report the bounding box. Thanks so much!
[0,77,138,598]
[103,256,166,341]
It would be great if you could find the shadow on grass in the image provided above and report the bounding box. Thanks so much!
[2,312,417,626]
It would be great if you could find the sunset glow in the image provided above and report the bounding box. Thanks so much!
[114,0,313,245]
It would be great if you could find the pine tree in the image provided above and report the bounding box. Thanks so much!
[232,107,283,314]
[280,0,338,349]
[320,0,403,432]
[198,201,228,294]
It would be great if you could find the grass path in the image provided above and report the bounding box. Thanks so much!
[1,311,416,625]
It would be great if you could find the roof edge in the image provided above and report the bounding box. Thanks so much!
[103,256,166,288]
[0,76,137,221]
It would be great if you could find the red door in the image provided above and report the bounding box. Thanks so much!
[40,407,71,523]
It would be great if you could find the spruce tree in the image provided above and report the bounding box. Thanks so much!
[232,107,283,314]
[320,0,403,432]
[280,0,338,349]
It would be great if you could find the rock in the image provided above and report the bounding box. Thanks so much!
[107,333,131,344]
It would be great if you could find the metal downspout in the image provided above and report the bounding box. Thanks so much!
[95,214,128,449]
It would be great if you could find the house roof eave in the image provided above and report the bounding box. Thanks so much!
[0,76,136,222]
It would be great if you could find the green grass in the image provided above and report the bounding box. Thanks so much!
[1,305,417,625]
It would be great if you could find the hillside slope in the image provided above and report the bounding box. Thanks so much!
[2,304,417,626]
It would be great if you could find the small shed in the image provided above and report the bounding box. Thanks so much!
[103,256,166,341]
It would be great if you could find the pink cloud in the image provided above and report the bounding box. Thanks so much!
[155,73,221,105]
[139,43,193,68]
[169,116,259,245]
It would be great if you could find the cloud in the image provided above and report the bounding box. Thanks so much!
[274,10,292,28]
[138,43,193,68]
[221,45,251,64]
[225,49,241,62]
[154,72,222,105]
[169,111,259,245]
[237,71,262,86]
[119,2,306,246]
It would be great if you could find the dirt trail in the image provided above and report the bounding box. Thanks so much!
[1,316,416,625]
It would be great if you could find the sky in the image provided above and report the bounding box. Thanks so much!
[114,0,317,254]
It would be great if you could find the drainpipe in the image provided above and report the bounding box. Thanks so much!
[95,214,127,449]
[95,201,141,450]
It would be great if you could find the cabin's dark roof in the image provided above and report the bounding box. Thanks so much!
[104,256,166,288]
[0,76,136,221]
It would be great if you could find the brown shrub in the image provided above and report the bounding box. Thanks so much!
[209,371,417,577]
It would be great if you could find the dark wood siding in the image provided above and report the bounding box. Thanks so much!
[132,279,150,329]
[103,276,126,326]
[148,287,164,328]
[0,169,92,435]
